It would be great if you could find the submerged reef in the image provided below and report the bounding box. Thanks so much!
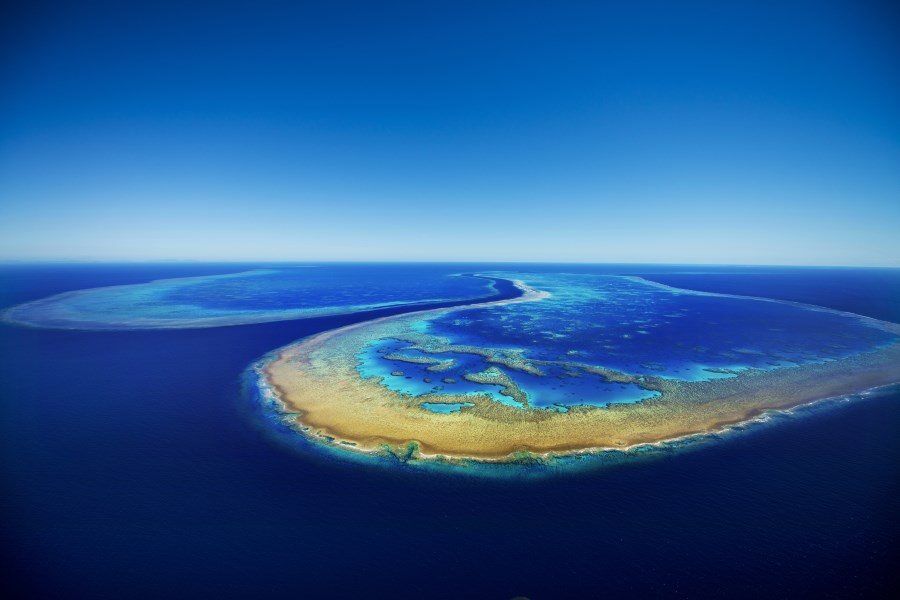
[1,267,498,330]
[463,367,529,407]
[261,274,900,464]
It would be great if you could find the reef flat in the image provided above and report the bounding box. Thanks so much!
[261,274,900,463]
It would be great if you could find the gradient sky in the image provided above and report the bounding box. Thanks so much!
[1,1,898,265]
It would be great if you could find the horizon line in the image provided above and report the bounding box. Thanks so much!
[0,258,898,269]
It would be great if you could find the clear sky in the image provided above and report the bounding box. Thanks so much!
[1,1,898,265]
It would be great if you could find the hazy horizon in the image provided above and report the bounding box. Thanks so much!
[1,258,898,269]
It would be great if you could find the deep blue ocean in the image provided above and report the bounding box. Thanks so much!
[1,263,898,599]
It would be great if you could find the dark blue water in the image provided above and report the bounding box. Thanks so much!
[1,264,898,598]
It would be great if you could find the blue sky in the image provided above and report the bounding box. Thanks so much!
[1,1,898,265]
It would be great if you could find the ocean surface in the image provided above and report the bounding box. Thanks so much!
[1,263,898,598]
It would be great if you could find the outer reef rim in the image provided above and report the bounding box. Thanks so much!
[260,277,900,464]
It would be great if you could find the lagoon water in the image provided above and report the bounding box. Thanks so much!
[1,263,898,598]
[357,272,896,412]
